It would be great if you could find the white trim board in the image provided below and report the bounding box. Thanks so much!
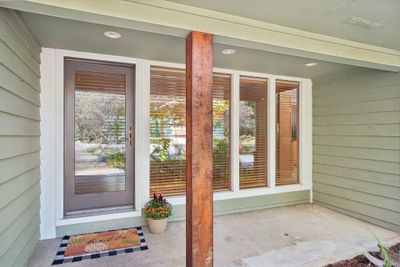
[39,48,57,239]
[39,48,312,239]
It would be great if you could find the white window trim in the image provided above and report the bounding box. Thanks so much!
[40,48,312,239]
[144,63,312,206]
[267,77,277,190]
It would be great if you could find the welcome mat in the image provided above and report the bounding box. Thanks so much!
[52,227,148,265]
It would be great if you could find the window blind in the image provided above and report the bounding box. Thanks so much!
[74,70,127,195]
[212,73,231,191]
[75,71,126,94]
[276,80,299,185]
[150,67,187,196]
[239,76,268,189]
[149,67,231,196]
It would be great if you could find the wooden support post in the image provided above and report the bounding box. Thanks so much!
[186,31,214,267]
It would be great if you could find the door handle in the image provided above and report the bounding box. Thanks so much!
[128,126,133,145]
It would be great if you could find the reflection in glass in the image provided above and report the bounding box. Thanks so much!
[212,73,231,191]
[239,77,268,188]
[74,71,126,194]
[276,80,299,185]
[149,67,187,196]
[149,67,232,196]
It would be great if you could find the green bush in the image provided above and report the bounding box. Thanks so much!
[86,146,101,153]
[239,135,255,154]
[213,137,229,154]
[106,151,125,169]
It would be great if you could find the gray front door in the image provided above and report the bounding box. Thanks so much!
[64,58,135,215]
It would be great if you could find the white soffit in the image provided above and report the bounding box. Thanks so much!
[0,0,399,71]
[20,12,357,79]
[169,0,400,51]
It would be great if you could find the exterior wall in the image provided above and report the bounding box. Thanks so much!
[57,190,310,236]
[0,8,42,267]
[41,49,312,238]
[313,69,400,232]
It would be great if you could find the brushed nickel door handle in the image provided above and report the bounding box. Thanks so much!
[128,126,133,145]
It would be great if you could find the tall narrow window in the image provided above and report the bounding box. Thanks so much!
[239,76,268,189]
[276,80,299,185]
[149,67,231,196]
[213,73,231,191]
[150,67,186,196]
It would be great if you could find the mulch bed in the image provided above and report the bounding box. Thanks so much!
[324,243,399,267]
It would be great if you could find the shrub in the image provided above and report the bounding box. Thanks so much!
[106,151,125,169]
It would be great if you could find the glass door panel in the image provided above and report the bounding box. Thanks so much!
[74,71,127,195]
[65,59,135,215]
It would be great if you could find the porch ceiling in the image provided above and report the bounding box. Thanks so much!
[169,0,400,51]
[1,0,399,72]
[20,12,357,79]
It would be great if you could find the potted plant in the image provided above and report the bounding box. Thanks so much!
[144,193,172,234]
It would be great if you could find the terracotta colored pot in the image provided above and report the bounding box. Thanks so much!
[147,217,168,234]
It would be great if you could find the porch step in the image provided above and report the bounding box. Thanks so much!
[239,239,379,267]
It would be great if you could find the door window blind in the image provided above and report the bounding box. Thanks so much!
[74,70,127,195]
[149,66,231,196]
[276,80,299,185]
[239,76,268,189]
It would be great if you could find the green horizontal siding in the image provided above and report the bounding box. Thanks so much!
[313,164,400,187]
[313,69,400,232]
[0,88,41,120]
[0,7,41,267]
[0,137,40,160]
[314,154,399,175]
[314,145,399,162]
[313,136,400,150]
[313,98,400,116]
[0,64,40,106]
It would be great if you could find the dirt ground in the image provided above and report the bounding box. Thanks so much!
[324,243,400,267]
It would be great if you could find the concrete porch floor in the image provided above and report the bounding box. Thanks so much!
[28,204,399,267]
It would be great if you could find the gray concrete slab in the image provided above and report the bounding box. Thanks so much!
[28,204,400,267]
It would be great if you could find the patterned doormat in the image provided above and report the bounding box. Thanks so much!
[52,227,148,265]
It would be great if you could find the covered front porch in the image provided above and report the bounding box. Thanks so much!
[28,204,399,267]
[0,1,400,266]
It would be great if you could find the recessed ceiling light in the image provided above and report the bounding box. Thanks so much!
[222,48,236,55]
[305,62,318,67]
[104,31,122,39]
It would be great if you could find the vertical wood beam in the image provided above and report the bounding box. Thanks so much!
[186,31,214,267]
